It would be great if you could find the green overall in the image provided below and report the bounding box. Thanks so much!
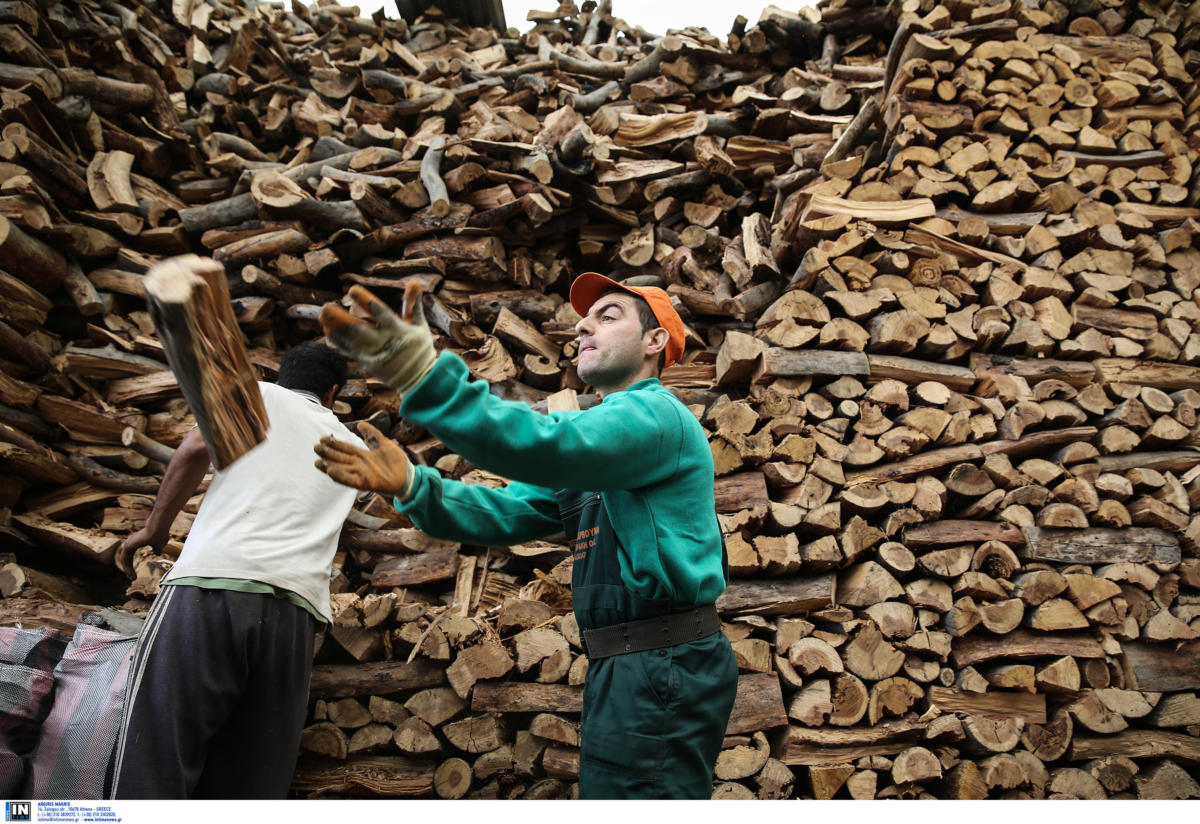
[558,488,738,800]
[393,353,739,798]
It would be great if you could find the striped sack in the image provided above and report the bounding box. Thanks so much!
[28,623,137,799]
[0,626,69,797]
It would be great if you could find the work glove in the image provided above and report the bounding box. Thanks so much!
[319,282,436,396]
[314,421,414,499]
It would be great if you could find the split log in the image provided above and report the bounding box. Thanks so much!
[143,255,266,469]
[0,215,69,294]
[779,718,925,767]
[290,756,434,797]
[420,136,451,218]
[308,660,447,701]
[716,574,835,616]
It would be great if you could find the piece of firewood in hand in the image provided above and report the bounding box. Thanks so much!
[143,254,267,469]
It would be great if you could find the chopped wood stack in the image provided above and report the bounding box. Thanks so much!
[0,0,1198,801]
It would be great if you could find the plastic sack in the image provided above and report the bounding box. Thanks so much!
[0,627,69,796]
[28,622,137,799]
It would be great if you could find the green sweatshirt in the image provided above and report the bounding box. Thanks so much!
[395,352,725,604]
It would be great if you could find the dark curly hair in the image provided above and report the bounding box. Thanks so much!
[277,341,348,397]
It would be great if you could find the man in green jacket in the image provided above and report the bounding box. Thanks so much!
[314,274,737,799]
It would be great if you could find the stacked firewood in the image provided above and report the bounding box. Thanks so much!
[0,0,1199,800]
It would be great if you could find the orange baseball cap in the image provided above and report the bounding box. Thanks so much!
[569,272,686,368]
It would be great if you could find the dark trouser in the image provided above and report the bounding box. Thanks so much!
[110,585,316,799]
[579,631,738,800]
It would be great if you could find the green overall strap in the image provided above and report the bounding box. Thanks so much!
[555,487,739,800]
[555,488,681,630]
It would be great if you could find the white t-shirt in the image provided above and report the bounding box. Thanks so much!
[163,382,365,622]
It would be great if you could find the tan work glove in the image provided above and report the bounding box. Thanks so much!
[314,421,414,499]
[319,282,436,395]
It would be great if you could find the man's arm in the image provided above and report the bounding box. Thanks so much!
[118,428,210,577]
[318,283,694,491]
[400,353,690,492]
[315,422,561,546]
[397,469,561,546]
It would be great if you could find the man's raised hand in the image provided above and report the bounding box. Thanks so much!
[319,282,436,395]
[314,421,413,498]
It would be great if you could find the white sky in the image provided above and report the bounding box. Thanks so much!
[351,0,789,38]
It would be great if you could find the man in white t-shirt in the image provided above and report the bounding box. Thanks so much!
[110,341,365,799]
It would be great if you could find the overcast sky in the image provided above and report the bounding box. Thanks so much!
[350,0,789,39]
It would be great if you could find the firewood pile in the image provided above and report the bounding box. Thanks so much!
[1,0,1199,801]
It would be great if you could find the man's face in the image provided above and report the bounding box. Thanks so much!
[574,292,649,389]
